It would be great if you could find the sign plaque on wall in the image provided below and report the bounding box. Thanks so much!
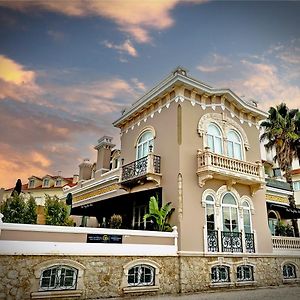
[86,234,122,243]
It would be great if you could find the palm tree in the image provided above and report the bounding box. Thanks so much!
[143,196,175,232]
[260,103,300,237]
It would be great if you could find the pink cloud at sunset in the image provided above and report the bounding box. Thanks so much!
[0,0,207,43]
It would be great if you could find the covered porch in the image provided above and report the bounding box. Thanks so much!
[71,187,162,230]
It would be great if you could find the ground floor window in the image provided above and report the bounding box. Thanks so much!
[211,265,230,283]
[40,265,78,291]
[237,265,254,281]
[283,263,296,279]
[127,264,155,286]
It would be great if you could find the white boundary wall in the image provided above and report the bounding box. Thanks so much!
[0,215,178,256]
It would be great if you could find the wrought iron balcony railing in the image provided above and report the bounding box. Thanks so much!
[121,154,161,184]
[197,149,265,191]
[207,230,219,252]
[221,231,243,253]
[204,227,256,253]
[245,232,255,253]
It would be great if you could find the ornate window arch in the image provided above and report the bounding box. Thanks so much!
[282,262,298,280]
[221,192,239,232]
[32,259,85,298]
[208,258,233,285]
[135,127,155,159]
[122,259,160,293]
[197,113,250,157]
[241,200,252,234]
[227,129,243,160]
[207,123,223,154]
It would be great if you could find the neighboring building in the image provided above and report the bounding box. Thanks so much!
[2,175,78,223]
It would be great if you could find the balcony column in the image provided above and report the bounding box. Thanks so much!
[203,225,208,253]
[204,147,212,167]
[147,153,154,174]
[217,228,222,253]
[256,160,264,179]
[241,229,246,253]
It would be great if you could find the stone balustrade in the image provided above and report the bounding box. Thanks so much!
[197,149,265,188]
[272,236,300,253]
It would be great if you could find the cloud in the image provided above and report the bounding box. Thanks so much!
[104,39,138,57]
[0,0,207,43]
[45,77,147,117]
[47,30,65,42]
[0,55,42,103]
[0,54,35,84]
[226,59,300,111]
[197,53,232,73]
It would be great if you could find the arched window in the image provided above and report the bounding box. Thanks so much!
[268,211,279,236]
[39,265,78,291]
[222,193,239,232]
[211,265,230,283]
[237,265,254,281]
[207,123,223,154]
[136,131,154,159]
[227,130,243,160]
[283,263,297,279]
[205,195,218,252]
[127,264,155,286]
[242,201,252,233]
[206,195,215,231]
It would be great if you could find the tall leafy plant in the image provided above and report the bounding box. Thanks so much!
[143,196,175,232]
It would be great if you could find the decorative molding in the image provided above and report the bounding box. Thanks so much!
[201,189,217,208]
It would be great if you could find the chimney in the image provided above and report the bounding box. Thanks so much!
[78,159,93,181]
[94,136,115,175]
[72,174,79,184]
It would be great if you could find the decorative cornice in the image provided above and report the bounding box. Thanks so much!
[114,70,267,128]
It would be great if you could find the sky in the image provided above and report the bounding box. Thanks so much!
[0,0,300,189]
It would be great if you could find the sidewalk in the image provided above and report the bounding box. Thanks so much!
[98,285,300,300]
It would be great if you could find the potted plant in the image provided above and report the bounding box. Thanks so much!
[110,214,122,229]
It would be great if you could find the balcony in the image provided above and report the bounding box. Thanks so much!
[272,236,300,254]
[121,153,162,189]
[197,149,265,193]
[205,228,256,253]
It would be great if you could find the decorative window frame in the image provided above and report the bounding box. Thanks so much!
[31,259,85,299]
[207,122,224,154]
[134,126,156,160]
[281,261,299,283]
[121,259,160,293]
[43,178,50,188]
[208,258,234,287]
[134,126,156,148]
[197,113,250,157]
[29,179,35,188]
[233,259,257,286]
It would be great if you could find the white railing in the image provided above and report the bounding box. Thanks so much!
[0,215,178,256]
[272,236,300,252]
[197,149,263,177]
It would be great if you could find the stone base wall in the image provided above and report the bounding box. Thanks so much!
[0,255,299,300]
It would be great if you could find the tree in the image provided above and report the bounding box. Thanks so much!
[143,196,175,232]
[25,195,37,224]
[11,179,22,197]
[0,193,26,223]
[260,103,300,237]
[44,195,73,226]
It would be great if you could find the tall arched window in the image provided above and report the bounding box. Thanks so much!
[227,130,243,160]
[206,195,218,252]
[222,193,239,232]
[242,201,252,233]
[268,211,279,236]
[136,131,154,159]
[207,123,223,154]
